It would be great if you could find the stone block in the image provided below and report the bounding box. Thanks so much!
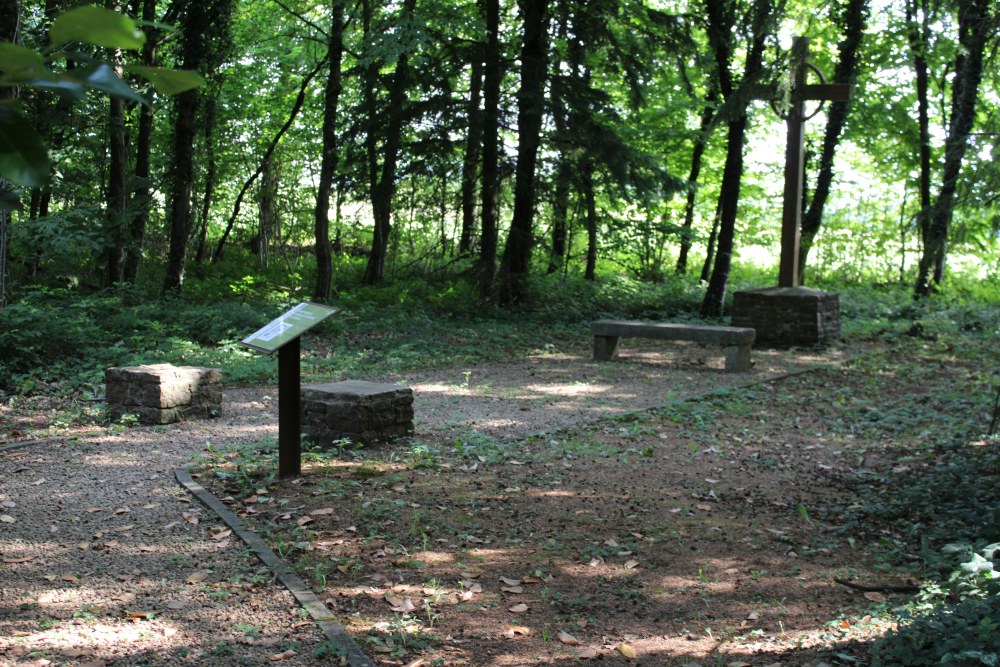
[731,287,840,347]
[301,380,414,447]
[105,363,222,424]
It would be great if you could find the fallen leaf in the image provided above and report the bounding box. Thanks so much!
[746,610,761,621]
[61,574,79,583]
[166,600,186,610]
[268,650,297,661]
[402,659,429,667]
[126,611,156,620]
[695,503,713,512]
[385,596,416,613]
[578,647,599,659]
[502,585,524,594]
[864,591,886,603]
[210,529,233,541]
[466,535,485,544]
[111,593,136,603]
[310,508,336,516]
[509,603,529,613]
[500,577,522,586]
[186,570,211,584]
[113,507,131,516]
[604,539,619,548]
[623,559,639,570]
[0,500,14,509]
[182,512,199,525]
[558,631,581,645]
[3,556,33,564]
[727,662,752,667]
[85,507,104,514]
[504,626,532,637]
[143,503,161,510]
[0,515,15,523]
[31,477,46,485]
[619,643,637,658]
[296,516,313,527]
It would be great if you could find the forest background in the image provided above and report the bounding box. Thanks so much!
[0,0,998,393]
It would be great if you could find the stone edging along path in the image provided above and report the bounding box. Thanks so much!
[174,468,376,667]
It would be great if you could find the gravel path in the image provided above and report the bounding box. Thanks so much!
[0,342,853,666]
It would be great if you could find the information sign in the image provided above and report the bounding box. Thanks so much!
[240,302,339,354]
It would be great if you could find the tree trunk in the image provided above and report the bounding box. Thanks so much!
[105,57,128,287]
[362,0,415,285]
[906,0,934,279]
[701,115,749,317]
[676,91,716,275]
[163,83,199,294]
[914,0,995,297]
[313,0,345,301]
[798,0,869,281]
[478,0,501,299]
[583,160,597,281]
[163,0,235,293]
[214,57,324,262]
[194,93,217,263]
[699,202,721,282]
[701,0,773,318]
[0,0,20,305]
[459,57,483,255]
[498,0,549,305]
[123,0,155,284]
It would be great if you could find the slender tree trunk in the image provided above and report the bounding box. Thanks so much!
[0,0,17,305]
[459,57,483,255]
[363,0,416,285]
[498,0,549,305]
[163,0,235,293]
[798,0,869,281]
[914,0,995,297]
[583,161,597,281]
[313,0,345,300]
[907,0,933,271]
[478,0,500,300]
[701,0,773,317]
[214,57,324,261]
[105,47,128,287]
[123,0,155,284]
[194,93,217,263]
[163,85,198,294]
[701,115,749,317]
[699,202,721,282]
[676,91,717,275]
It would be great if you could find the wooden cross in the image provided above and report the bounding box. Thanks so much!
[754,36,852,287]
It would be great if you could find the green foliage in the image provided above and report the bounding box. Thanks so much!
[872,594,1000,666]
[0,6,202,192]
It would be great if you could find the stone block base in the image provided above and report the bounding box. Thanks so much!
[301,380,414,447]
[731,287,840,347]
[106,364,222,424]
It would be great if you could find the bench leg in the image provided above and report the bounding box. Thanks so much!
[723,344,752,372]
[593,335,620,361]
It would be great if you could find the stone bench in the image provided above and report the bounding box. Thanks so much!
[301,380,414,448]
[105,364,222,424]
[592,320,756,372]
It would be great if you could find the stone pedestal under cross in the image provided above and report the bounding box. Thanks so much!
[732,36,851,346]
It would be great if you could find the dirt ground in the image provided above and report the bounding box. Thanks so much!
[2,339,918,666]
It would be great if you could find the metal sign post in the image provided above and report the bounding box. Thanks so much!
[240,302,340,478]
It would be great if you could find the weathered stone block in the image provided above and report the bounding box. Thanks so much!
[731,287,840,347]
[301,380,414,447]
[105,364,222,424]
